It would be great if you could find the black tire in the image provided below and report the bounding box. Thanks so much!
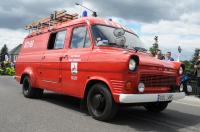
[87,83,118,121]
[144,102,169,113]
[22,76,43,98]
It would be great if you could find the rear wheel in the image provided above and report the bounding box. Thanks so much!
[22,76,43,98]
[144,102,169,113]
[87,83,118,121]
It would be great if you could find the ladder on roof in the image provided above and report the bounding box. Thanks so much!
[25,10,78,31]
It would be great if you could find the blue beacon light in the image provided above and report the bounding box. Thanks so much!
[82,10,88,17]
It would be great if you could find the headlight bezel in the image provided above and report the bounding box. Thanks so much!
[179,66,184,75]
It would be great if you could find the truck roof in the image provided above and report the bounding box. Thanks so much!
[26,16,135,38]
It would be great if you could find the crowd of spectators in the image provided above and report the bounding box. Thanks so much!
[155,50,174,61]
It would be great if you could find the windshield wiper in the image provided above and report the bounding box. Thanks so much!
[132,47,147,53]
[107,43,125,48]
[129,47,147,53]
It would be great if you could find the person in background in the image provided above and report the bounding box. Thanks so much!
[165,52,174,61]
[1,61,5,69]
[155,50,165,60]
[194,55,200,97]
[10,61,15,68]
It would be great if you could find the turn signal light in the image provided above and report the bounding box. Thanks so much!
[125,81,132,91]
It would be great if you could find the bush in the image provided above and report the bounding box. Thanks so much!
[0,68,3,75]
[5,67,15,76]
[0,61,15,76]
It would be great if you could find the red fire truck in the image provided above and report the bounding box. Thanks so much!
[15,10,185,121]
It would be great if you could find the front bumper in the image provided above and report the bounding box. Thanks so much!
[119,92,185,103]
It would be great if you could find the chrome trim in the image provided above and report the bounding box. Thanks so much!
[119,92,185,103]
[41,80,58,84]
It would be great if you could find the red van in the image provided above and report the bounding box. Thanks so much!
[15,11,185,121]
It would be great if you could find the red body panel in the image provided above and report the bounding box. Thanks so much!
[15,17,182,103]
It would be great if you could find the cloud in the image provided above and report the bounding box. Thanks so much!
[140,19,200,46]
[0,0,81,29]
[85,0,200,23]
[180,12,200,25]
[0,28,26,50]
[141,20,200,36]
[1,0,200,29]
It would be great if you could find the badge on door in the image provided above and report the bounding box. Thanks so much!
[71,62,78,75]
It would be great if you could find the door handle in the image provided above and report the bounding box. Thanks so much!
[63,54,68,59]
[42,56,45,59]
[59,55,68,61]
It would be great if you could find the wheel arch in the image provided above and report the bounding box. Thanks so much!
[83,77,112,101]
[20,67,38,87]
[20,73,29,84]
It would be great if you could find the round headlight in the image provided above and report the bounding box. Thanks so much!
[129,59,137,71]
[179,66,184,75]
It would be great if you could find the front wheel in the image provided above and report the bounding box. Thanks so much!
[87,83,118,121]
[22,76,43,98]
[144,102,169,113]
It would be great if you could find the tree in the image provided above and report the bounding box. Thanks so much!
[191,48,200,66]
[183,48,200,75]
[181,60,193,75]
[0,44,8,62]
[149,36,159,56]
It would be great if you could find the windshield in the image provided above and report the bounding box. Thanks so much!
[91,25,146,51]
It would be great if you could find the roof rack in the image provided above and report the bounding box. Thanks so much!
[25,10,78,31]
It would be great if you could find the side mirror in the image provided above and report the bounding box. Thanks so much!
[113,28,125,37]
[115,36,126,47]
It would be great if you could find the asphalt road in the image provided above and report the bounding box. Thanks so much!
[1,76,200,132]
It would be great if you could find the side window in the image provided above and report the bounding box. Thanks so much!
[48,30,66,49]
[70,26,91,49]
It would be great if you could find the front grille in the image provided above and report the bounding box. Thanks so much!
[140,74,176,87]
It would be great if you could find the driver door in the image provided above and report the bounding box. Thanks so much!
[61,24,92,97]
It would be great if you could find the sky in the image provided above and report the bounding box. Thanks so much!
[0,0,200,60]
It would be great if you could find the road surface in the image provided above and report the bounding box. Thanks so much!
[0,76,200,132]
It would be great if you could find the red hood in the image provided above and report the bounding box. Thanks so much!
[136,52,175,69]
[95,47,180,70]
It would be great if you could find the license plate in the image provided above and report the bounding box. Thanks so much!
[157,94,173,102]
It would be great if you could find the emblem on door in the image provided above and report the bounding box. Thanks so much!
[71,62,78,75]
